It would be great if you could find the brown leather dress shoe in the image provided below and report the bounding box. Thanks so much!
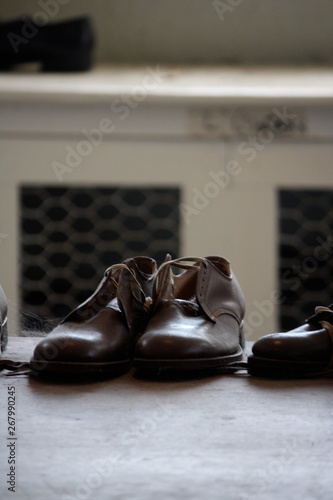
[30,257,156,377]
[248,305,333,378]
[0,284,8,355]
[133,256,245,372]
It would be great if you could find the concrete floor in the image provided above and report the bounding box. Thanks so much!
[1,337,332,500]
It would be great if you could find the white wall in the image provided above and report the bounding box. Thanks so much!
[1,0,333,65]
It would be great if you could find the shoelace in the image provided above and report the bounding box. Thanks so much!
[0,360,31,375]
[155,256,206,273]
[104,262,137,287]
[306,305,333,330]
[107,262,157,314]
[152,256,207,302]
[69,262,148,322]
[304,305,333,375]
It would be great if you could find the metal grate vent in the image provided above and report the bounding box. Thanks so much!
[20,186,180,319]
[279,189,333,331]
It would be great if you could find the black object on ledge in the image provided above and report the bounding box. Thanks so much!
[0,15,94,72]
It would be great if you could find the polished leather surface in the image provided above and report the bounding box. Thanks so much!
[33,304,131,364]
[135,256,245,362]
[252,307,333,364]
[0,284,8,354]
[196,256,245,323]
[135,301,242,360]
[0,16,94,71]
[252,323,333,363]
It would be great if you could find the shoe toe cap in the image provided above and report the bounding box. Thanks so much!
[252,328,332,363]
[135,330,218,360]
[32,312,131,366]
[252,334,286,359]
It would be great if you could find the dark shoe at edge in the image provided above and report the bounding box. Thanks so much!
[248,305,333,378]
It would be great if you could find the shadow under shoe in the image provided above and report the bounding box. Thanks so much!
[30,257,157,378]
[248,305,333,378]
[134,256,246,373]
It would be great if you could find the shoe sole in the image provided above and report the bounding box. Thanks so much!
[133,348,243,373]
[247,354,333,379]
[29,358,131,379]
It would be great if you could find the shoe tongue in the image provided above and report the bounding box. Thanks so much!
[152,256,205,314]
[173,268,198,302]
[152,254,174,308]
[117,268,149,334]
[123,256,157,298]
[117,257,158,334]
[205,255,231,277]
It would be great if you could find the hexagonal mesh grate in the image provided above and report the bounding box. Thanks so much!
[20,186,180,319]
[279,189,333,331]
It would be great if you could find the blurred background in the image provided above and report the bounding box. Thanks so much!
[0,0,333,339]
[1,0,333,65]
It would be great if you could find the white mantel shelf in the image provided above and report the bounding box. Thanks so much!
[1,65,333,106]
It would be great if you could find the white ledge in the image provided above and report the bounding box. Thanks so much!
[1,65,333,106]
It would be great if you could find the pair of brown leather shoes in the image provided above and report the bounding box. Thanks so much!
[248,305,333,378]
[30,255,246,377]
